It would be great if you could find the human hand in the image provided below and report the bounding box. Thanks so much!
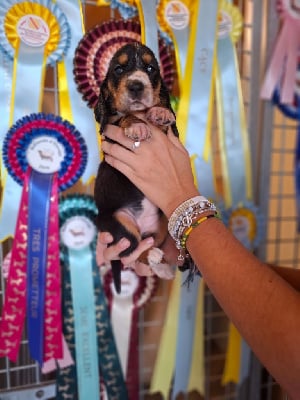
[96,232,156,276]
[101,124,199,218]
[96,231,180,278]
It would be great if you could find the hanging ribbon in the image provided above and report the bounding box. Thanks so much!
[58,194,128,400]
[103,267,157,400]
[110,0,138,19]
[149,273,181,397]
[187,279,205,396]
[174,0,219,202]
[172,271,202,399]
[135,0,159,60]
[261,0,300,105]
[0,0,70,242]
[55,0,99,184]
[157,0,192,89]
[73,19,175,110]
[0,113,87,365]
[216,0,251,208]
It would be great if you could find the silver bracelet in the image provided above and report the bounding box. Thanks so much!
[168,195,217,243]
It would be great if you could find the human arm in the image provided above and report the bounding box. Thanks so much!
[101,124,300,398]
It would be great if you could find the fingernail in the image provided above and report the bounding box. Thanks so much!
[146,237,154,245]
[120,238,130,249]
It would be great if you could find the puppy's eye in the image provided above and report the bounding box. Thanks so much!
[146,65,156,74]
[114,65,124,75]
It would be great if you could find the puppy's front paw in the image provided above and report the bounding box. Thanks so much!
[147,247,175,280]
[124,123,152,141]
[146,106,175,127]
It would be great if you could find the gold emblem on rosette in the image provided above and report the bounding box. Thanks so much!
[157,0,194,39]
[218,0,243,43]
[4,2,60,54]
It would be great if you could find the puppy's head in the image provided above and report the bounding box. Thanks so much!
[94,42,171,131]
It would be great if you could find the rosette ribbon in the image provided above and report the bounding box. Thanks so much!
[73,19,175,109]
[174,0,219,200]
[149,271,205,398]
[58,194,128,400]
[103,267,157,400]
[55,0,99,183]
[157,0,192,87]
[0,113,87,366]
[221,201,265,388]
[261,0,300,105]
[135,0,159,61]
[0,0,70,241]
[216,2,264,388]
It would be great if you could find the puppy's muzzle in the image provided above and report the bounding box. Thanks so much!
[127,80,144,100]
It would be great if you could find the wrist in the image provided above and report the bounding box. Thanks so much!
[164,187,200,219]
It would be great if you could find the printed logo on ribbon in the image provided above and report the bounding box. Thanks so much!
[61,216,96,250]
[26,136,65,173]
[17,14,50,47]
[164,1,190,30]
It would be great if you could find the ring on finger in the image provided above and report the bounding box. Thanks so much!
[132,141,141,150]
[124,127,140,141]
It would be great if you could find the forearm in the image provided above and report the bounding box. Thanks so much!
[186,217,300,398]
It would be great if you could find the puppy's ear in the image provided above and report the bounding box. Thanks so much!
[94,79,110,133]
[159,79,174,112]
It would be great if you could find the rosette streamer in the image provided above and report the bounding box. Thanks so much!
[103,267,157,400]
[55,0,99,183]
[58,194,128,400]
[110,0,138,19]
[0,113,87,365]
[172,272,204,398]
[73,19,175,110]
[174,0,219,200]
[261,0,300,105]
[215,1,264,389]
[135,0,159,60]
[157,0,192,87]
[149,272,205,398]
[0,0,70,241]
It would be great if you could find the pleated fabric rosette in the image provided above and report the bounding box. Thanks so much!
[0,0,71,241]
[261,0,300,105]
[58,194,128,400]
[73,18,175,109]
[102,266,157,400]
[0,112,87,366]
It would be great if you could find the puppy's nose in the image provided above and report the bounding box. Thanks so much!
[127,80,144,98]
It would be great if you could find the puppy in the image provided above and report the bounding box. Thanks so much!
[94,42,179,293]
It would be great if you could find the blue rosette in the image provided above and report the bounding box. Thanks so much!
[0,0,71,66]
[0,113,87,365]
[58,194,128,400]
[3,112,87,191]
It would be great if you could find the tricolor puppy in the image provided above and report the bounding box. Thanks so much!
[94,42,179,293]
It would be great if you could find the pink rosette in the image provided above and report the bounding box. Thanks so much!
[261,0,300,104]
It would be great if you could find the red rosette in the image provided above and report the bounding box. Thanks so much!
[102,267,157,399]
[73,19,175,108]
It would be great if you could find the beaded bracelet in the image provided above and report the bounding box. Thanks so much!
[168,195,217,243]
[180,213,217,249]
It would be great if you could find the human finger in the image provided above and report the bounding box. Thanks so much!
[96,235,131,266]
[121,236,154,266]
